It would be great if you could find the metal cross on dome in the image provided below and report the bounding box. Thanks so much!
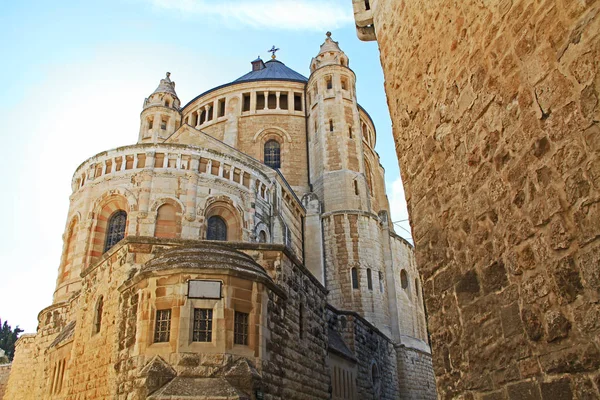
[268,45,280,59]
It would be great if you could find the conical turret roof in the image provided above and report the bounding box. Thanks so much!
[318,31,344,55]
[152,72,178,98]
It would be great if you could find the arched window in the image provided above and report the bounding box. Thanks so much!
[400,269,409,290]
[93,296,103,334]
[351,267,359,289]
[367,268,373,290]
[264,140,281,168]
[371,362,381,396]
[104,210,127,252]
[207,215,227,241]
[258,231,267,243]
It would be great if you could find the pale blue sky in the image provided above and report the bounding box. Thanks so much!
[0,0,411,332]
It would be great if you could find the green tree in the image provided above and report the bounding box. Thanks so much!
[0,319,24,362]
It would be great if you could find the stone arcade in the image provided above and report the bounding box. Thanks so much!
[3,35,436,399]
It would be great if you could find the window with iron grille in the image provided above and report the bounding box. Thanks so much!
[207,215,227,241]
[154,309,171,343]
[192,308,213,342]
[104,210,127,252]
[264,140,281,168]
[234,311,249,345]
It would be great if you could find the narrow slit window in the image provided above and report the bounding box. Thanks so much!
[348,126,353,138]
[193,308,213,342]
[379,271,384,292]
[93,296,103,334]
[367,269,373,290]
[365,0,370,10]
[218,98,226,117]
[234,311,249,345]
[351,267,359,289]
[154,309,171,343]
[256,92,265,109]
[329,119,334,132]
[147,117,153,130]
[294,93,302,111]
[242,93,251,112]
[354,180,359,196]
[280,93,288,110]
[299,303,304,338]
[267,92,277,109]
[161,117,167,130]
[326,76,333,90]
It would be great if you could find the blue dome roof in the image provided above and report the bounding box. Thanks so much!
[234,59,307,83]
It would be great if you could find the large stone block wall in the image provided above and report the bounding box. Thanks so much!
[323,212,391,334]
[390,235,428,342]
[356,0,600,397]
[0,364,11,400]
[395,340,437,400]
[327,307,399,400]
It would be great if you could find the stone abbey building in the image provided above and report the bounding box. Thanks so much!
[3,35,435,399]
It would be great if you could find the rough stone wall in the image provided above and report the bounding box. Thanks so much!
[4,298,77,400]
[395,343,437,399]
[66,244,131,398]
[0,364,11,400]
[357,0,600,397]
[323,212,392,335]
[258,255,330,399]
[327,307,399,400]
[390,234,428,342]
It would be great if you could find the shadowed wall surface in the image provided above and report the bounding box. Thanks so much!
[354,0,600,398]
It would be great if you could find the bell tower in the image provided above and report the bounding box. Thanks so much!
[307,33,392,335]
[306,32,369,212]
[138,72,182,143]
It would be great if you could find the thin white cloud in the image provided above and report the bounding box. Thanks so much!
[149,0,353,30]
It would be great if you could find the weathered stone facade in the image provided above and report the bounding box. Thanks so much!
[0,364,10,399]
[353,0,600,398]
[4,35,434,399]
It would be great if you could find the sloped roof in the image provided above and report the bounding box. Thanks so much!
[141,243,271,281]
[234,59,308,83]
[49,321,76,349]
[148,377,249,399]
[328,327,356,362]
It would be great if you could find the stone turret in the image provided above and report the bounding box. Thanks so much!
[307,33,393,336]
[138,72,182,143]
[307,32,367,212]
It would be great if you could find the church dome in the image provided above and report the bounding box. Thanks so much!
[233,59,307,83]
